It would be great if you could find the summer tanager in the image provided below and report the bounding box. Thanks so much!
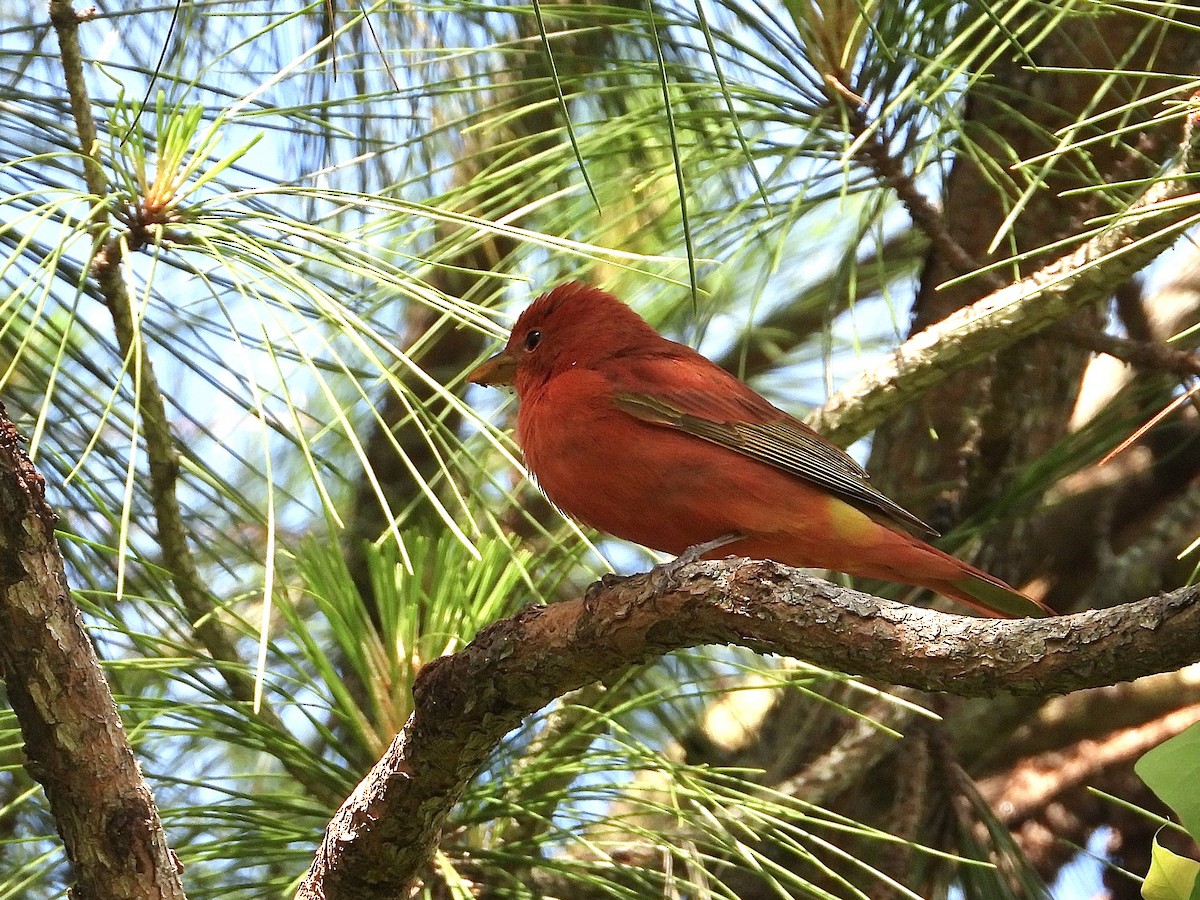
[469,282,1052,618]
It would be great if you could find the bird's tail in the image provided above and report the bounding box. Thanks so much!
[934,568,1053,619]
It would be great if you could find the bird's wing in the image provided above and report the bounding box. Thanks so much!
[607,353,936,536]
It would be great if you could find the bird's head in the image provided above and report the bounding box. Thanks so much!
[468,282,658,396]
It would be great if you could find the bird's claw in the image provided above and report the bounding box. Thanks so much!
[652,532,743,593]
[585,534,743,603]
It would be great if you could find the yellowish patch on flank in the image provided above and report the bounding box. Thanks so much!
[828,500,877,544]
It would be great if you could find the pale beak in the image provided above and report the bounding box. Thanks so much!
[467,350,518,386]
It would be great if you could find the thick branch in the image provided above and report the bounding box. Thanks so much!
[297,559,1200,899]
[810,101,1200,446]
[0,406,185,899]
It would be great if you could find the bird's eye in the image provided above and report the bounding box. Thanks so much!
[523,329,542,351]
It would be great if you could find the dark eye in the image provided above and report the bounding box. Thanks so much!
[523,329,542,351]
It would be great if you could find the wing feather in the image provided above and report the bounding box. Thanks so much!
[610,382,936,537]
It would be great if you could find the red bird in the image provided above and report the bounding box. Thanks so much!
[469,282,1052,618]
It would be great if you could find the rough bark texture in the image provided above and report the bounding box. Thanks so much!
[296,558,1200,900]
[0,406,185,900]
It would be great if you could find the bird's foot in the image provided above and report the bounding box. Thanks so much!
[585,534,743,603]
[653,532,743,592]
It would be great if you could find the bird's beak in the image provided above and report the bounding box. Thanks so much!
[467,349,518,387]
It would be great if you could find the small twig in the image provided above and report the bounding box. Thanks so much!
[1071,281,1200,466]
[1115,279,1155,342]
[48,0,105,203]
[51,0,248,701]
[847,104,1002,291]
[297,559,1200,900]
[48,0,339,805]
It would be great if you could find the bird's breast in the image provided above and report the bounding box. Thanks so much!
[514,370,823,556]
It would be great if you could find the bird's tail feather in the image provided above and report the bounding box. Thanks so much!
[938,569,1053,619]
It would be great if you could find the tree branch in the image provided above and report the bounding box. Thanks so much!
[810,97,1200,446]
[848,100,1200,386]
[970,666,1200,774]
[978,702,1200,825]
[1052,320,1200,378]
[297,559,1200,899]
[50,0,246,691]
[0,405,185,899]
[48,0,340,807]
[772,687,923,806]
[846,104,999,292]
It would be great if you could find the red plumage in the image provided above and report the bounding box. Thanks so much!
[469,282,1052,618]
